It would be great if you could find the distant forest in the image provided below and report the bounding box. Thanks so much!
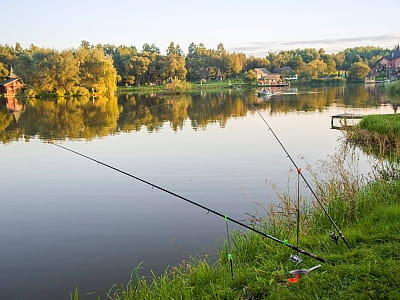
[0,41,392,95]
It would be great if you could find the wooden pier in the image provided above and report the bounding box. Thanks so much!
[331,113,364,129]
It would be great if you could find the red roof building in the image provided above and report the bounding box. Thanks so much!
[0,66,25,95]
[369,45,400,81]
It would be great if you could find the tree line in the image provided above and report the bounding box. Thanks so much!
[0,41,392,95]
[3,85,397,144]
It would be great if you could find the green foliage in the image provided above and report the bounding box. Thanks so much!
[346,114,400,160]
[386,80,400,95]
[347,62,370,82]
[165,78,192,93]
[338,46,390,69]
[244,70,258,83]
[0,62,8,79]
[8,41,117,96]
[301,59,328,79]
[25,88,38,98]
[246,56,270,70]
[2,42,393,91]
[78,46,117,95]
[185,43,246,81]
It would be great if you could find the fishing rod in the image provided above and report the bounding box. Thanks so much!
[49,142,327,263]
[250,96,352,250]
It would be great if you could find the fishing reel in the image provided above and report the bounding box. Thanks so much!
[329,231,339,244]
[290,253,303,265]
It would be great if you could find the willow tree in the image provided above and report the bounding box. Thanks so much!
[77,45,117,95]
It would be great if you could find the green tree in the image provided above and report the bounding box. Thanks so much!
[348,62,370,82]
[77,45,118,95]
[161,43,187,81]
[129,55,151,85]
[0,62,8,79]
[245,56,270,70]
[244,70,258,83]
[166,42,183,56]
[301,59,327,79]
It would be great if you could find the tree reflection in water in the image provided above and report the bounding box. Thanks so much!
[0,85,397,144]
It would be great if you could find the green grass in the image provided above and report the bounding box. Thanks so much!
[346,114,400,159]
[118,80,242,94]
[359,114,400,137]
[68,172,400,299]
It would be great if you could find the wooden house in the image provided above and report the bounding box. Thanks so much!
[254,68,282,85]
[0,66,25,95]
[369,45,400,81]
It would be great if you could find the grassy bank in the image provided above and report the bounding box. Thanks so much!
[360,114,400,137]
[291,77,346,86]
[71,149,400,299]
[346,114,400,157]
[102,180,400,299]
[118,80,242,94]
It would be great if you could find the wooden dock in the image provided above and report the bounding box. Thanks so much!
[331,113,364,129]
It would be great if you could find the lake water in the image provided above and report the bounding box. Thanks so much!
[0,85,397,299]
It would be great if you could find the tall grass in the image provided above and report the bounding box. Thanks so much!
[359,114,400,137]
[346,114,400,158]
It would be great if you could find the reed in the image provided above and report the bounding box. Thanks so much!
[345,114,400,160]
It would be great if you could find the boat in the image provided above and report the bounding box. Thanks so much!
[258,91,274,97]
[257,88,275,97]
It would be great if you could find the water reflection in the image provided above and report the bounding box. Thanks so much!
[0,85,397,144]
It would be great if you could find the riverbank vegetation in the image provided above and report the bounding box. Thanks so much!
[0,43,393,96]
[70,146,400,299]
[8,42,117,97]
[386,80,400,95]
[346,114,400,158]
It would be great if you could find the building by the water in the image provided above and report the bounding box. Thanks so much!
[0,66,25,96]
[368,45,400,82]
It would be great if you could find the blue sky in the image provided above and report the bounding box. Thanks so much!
[3,0,399,55]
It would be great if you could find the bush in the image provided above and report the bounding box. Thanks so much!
[56,88,66,98]
[387,80,400,94]
[25,88,38,98]
[70,86,90,97]
[166,78,192,93]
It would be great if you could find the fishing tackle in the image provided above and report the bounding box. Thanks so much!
[290,254,303,265]
[287,264,321,284]
[329,231,339,244]
[50,142,327,263]
[251,103,352,250]
[235,85,351,249]
[290,264,321,276]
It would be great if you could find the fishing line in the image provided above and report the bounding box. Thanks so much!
[253,105,352,250]
[240,87,351,249]
[49,141,327,263]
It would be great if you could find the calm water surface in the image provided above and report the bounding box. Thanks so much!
[0,85,397,299]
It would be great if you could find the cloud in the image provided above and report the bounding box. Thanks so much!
[281,34,400,46]
[228,34,400,56]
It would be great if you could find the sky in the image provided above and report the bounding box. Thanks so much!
[2,0,399,56]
